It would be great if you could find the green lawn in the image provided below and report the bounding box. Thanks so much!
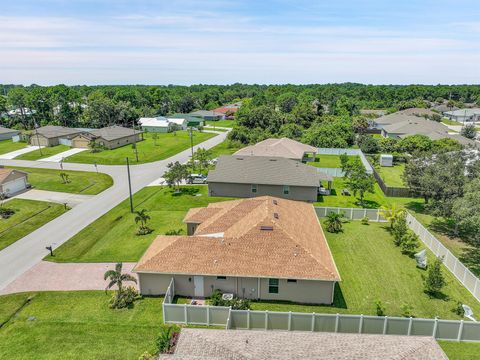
[377,163,406,188]
[208,140,244,159]
[0,199,68,251]
[0,139,27,155]
[46,186,233,263]
[205,120,236,128]
[308,154,359,168]
[252,221,480,319]
[439,341,480,360]
[64,131,216,165]
[15,145,70,160]
[8,167,113,195]
[442,118,462,126]
[0,291,164,360]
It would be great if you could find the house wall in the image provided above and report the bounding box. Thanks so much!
[141,125,170,133]
[97,133,143,149]
[0,131,19,141]
[137,273,334,304]
[208,182,318,202]
[0,172,28,195]
[30,135,54,147]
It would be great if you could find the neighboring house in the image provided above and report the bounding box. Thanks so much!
[189,110,225,121]
[167,329,447,359]
[207,155,331,202]
[29,125,83,147]
[0,168,28,196]
[138,117,188,133]
[134,196,340,304]
[444,108,480,123]
[212,102,242,119]
[0,126,20,141]
[73,125,143,150]
[169,113,204,127]
[234,137,317,162]
[432,104,459,114]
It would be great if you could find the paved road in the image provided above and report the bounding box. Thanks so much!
[0,130,228,290]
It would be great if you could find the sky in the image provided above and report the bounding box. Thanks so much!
[1,0,479,85]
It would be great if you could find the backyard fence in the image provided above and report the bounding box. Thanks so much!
[315,206,387,222]
[368,158,413,198]
[316,168,345,177]
[407,213,480,302]
[317,148,373,174]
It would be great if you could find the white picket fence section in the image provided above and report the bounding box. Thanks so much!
[317,148,373,174]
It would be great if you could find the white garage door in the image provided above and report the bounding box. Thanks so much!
[3,178,26,195]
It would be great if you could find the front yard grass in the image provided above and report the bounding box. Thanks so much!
[8,167,113,195]
[0,139,27,155]
[15,145,70,160]
[208,140,244,159]
[251,221,480,319]
[442,118,462,126]
[377,163,406,187]
[205,120,235,128]
[439,341,480,360]
[0,199,68,251]
[64,131,216,165]
[46,186,233,263]
[0,291,163,360]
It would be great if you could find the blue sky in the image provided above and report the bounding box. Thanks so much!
[1,0,479,85]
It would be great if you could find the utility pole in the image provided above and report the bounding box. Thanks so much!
[189,126,194,172]
[126,157,133,213]
[132,119,139,162]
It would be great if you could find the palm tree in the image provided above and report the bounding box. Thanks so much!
[324,211,344,233]
[104,262,137,294]
[380,204,405,229]
[134,209,150,230]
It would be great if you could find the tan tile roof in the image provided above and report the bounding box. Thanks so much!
[135,196,340,281]
[234,138,317,160]
[163,329,448,359]
[0,168,27,184]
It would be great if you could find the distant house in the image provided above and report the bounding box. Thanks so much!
[169,113,204,127]
[207,155,331,202]
[71,125,143,150]
[189,110,224,121]
[432,104,459,114]
[30,126,83,147]
[134,196,340,304]
[213,102,242,119]
[138,116,188,133]
[0,126,20,141]
[0,168,28,196]
[444,108,480,123]
[234,137,317,162]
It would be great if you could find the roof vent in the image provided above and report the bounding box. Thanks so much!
[236,157,244,160]
[273,213,279,219]
[273,200,278,205]
[260,225,273,231]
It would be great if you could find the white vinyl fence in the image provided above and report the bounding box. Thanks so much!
[315,206,387,222]
[407,213,480,302]
[316,168,345,177]
[317,148,373,174]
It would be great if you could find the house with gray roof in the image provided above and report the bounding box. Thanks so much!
[30,125,83,147]
[0,126,20,141]
[189,110,225,121]
[207,155,331,202]
[444,108,480,123]
[72,125,143,149]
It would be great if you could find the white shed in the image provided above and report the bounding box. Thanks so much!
[380,154,393,167]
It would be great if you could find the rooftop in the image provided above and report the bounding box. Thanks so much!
[35,125,82,138]
[208,155,331,187]
[163,329,447,359]
[135,196,340,281]
[0,168,27,183]
[444,108,480,117]
[0,126,19,135]
[89,125,142,141]
[234,137,317,160]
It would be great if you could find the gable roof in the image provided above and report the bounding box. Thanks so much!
[0,126,20,135]
[135,196,339,281]
[35,125,82,139]
[0,168,27,184]
[208,155,331,187]
[89,125,142,141]
[166,329,447,359]
[234,138,317,160]
[189,110,223,117]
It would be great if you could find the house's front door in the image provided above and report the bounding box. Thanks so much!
[193,276,204,298]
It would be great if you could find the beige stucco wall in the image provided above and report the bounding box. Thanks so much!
[208,182,318,202]
[72,137,90,148]
[138,273,334,304]
[30,135,54,147]
[97,133,143,150]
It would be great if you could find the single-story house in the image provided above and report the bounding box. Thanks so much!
[207,155,332,202]
[432,104,459,114]
[212,103,241,119]
[134,196,340,304]
[234,137,317,162]
[29,125,83,147]
[189,110,225,121]
[444,108,480,123]
[138,117,188,133]
[168,329,447,359]
[0,126,20,141]
[0,168,28,196]
[72,125,143,150]
[169,113,204,127]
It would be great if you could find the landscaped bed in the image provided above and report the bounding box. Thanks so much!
[64,131,216,165]
[0,139,27,155]
[8,167,113,195]
[46,186,233,263]
[15,145,70,160]
[0,199,68,251]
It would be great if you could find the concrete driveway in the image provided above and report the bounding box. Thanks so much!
[0,146,44,160]
[0,261,137,295]
[11,189,94,207]
[40,148,87,162]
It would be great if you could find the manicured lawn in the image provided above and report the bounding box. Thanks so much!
[439,341,480,360]
[0,199,68,251]
[377,163,406,187]
[205,120,236,128]
[442,118,462,126]
[252,221,480,319]
[15,145,70,160]
[64,131,216,165]
[0,291,164,359]
[308,154,358,168]
[208,140,244,159]
[8,167,113,195]
[47,186,233,263]
[0,139,27,155]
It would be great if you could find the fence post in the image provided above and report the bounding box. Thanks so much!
[335,313,339,333]
[162,302,166,324]
[432,317,438,338]
[407,317,413,336]
[350,208,353,219]
[265,311,268,330]
[383,316,388,335]
[359,314,363,333]
[311,313,315,332]
[462,268,468,284]
[457,320,464,342]
[206,306,210,326]
[184,305,188,324]
[288,311,292,331]
[376,210,380,222]
[247,309,250,329]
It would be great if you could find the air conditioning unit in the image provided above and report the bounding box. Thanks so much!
[222,293,234,301]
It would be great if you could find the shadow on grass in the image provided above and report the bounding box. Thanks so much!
[460,248,480,277]
[171,187,200,196]
[424,290,450,302]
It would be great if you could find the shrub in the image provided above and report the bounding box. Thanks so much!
[325,211,344,233]
[423,257,446,296]
[0,207,15,219]
[392,212,408,246]
[400,230,419,256]
[136,227,153,235]
[209,289,251,310]
[109,286,140,309]
[156,325,180,354]
[375,300,386,316]
[453,301,465,317]
[361,216,369,225]
[137,352,156,360]
[401,303,414,317]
